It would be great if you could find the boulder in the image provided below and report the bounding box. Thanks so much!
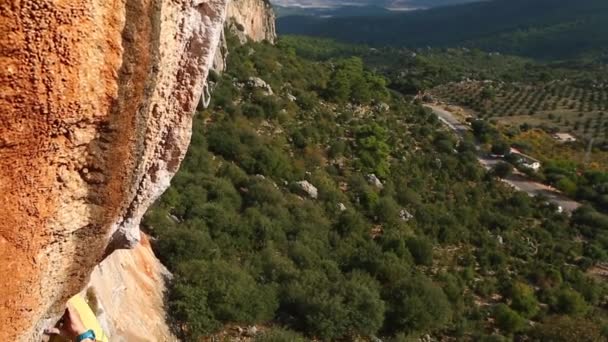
[400,209,414,222]
[367,174,384,189]
[246,325,259,336]
[247,76,273,95]
[376,102,390,112]
[295,181,318,199]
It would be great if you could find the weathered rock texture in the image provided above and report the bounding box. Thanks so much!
[227,0,276,43]
[85,234,176,341]
[213,0,277,71]
[0,0,228,340]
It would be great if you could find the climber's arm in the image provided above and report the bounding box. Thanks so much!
[44,303,96,341]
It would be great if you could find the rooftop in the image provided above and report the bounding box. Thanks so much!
[553,133,577,142]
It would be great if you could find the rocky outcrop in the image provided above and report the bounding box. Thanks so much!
[247,76,274,95]
[227,0,276,43]
[212,28,230,72]
[85,234,176,341]
[0,0,228,340]
[213,0,277,71]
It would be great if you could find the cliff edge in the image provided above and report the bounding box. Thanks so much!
[213,0,277,71]
[0,1,228,340]
[227,0,277,43]
[85,234,176,341]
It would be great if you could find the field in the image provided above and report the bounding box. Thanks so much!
[510,130,608,172]
[431,80,608,142]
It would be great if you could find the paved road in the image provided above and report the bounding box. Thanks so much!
[425,104,582,213]
[428,105,472,137]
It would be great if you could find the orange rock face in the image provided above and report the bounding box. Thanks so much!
[0,1,228,340]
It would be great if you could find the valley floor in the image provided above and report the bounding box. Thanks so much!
[426,104,582,212]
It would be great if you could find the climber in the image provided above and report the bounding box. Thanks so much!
[44,303,97,342]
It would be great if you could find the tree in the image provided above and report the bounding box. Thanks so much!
[341,272,386,336]
[243,103,266,119]
[327,69,351,103]
[481,87,497,101]
[154,225,215,269]
[355,123,391,177]
[282,271,349,340]
[171,260,279,335]
[329,140,347,158]
[151,35,608,341]
[509,282,539,318]
[556,177,578,196]
[375,197,401,224]
[435,138,455,154]
[327,57,365,103]
[471,120,496,142]
[491,141,510,156]
[573,206,608,231]
[384,274,452,334]
[351,76,372,104]
[170,282,218,340]
[493,162,513,178]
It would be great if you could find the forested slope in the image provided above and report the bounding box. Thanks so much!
[144,37,608,340]
[277,0,608,60]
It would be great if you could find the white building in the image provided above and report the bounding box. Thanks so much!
[553,133,577,143]
[510,148,542,171]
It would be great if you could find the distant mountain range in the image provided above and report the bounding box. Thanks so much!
[271,0,483,10]
[274,5,393,18]
[272,0,486,19]
[277,0,608,60]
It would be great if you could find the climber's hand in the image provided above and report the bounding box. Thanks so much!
[43,303,89,340]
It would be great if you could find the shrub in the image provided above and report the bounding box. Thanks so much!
[384,274,452,334]
[494,304,526,334]
[509,282,539,318]
[531,316,603,342]
[255,328,307,342]
[243,103,265,118]
[172,260,279,336]
[554,288,587,315]
[405,237,434,266]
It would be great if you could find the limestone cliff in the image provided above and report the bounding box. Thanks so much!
[85,234,176,341]
[0,0,228,340]
[213,0,277,71]
[226,0,277,43]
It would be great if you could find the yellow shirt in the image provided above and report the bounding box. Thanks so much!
[50,294,109,342]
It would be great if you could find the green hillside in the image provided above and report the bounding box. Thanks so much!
[277,0,608,60]
[145,35,608,341]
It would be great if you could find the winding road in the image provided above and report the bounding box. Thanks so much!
[425,104,582,213]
